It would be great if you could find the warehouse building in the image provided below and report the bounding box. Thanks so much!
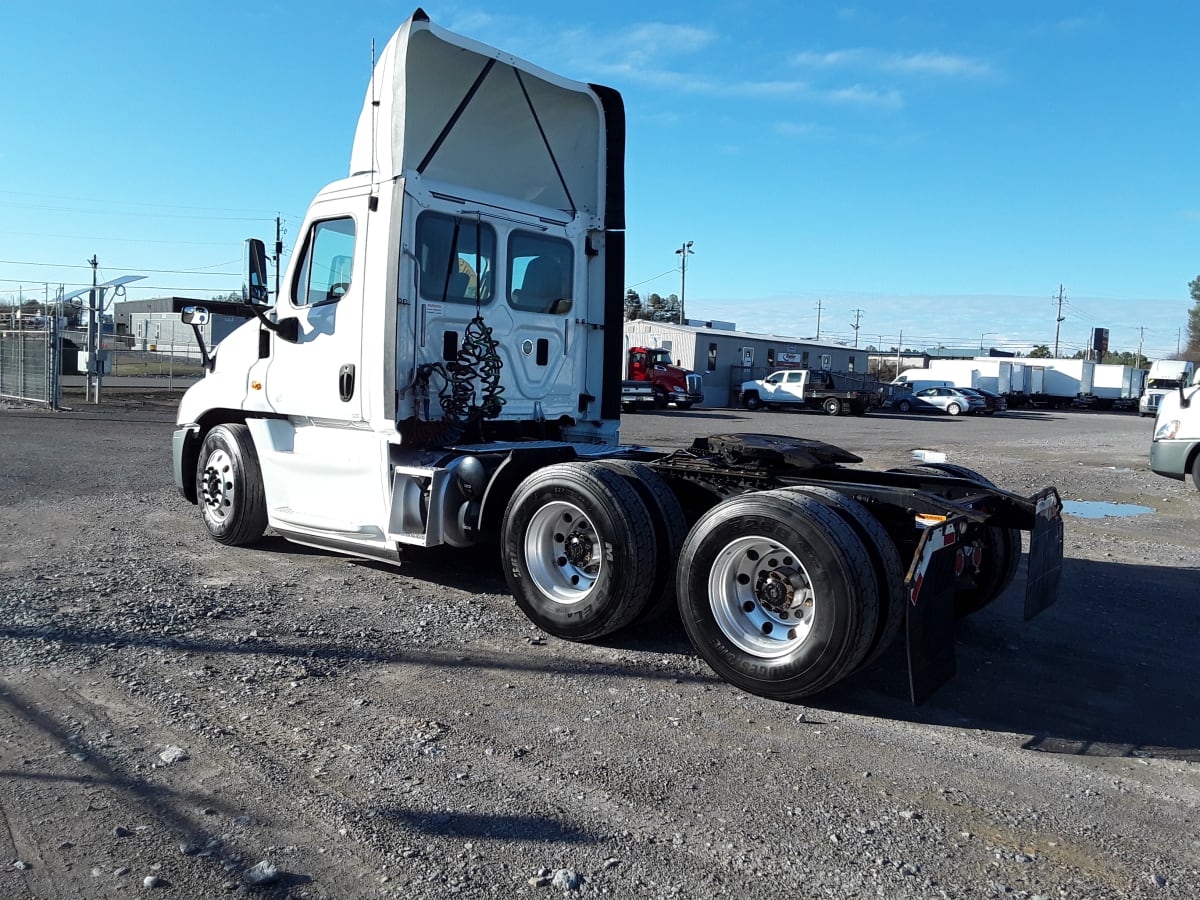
[623,320,865,406]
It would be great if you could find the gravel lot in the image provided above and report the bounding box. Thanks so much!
[1,395,1197,899]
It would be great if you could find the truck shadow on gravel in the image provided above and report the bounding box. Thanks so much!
[0,683,312,897]
[815,557,1200,761]
[256,541,1200,760]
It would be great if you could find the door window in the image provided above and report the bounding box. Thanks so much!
[415,212,496,304]
[292,217,356,307]
[508,232,573,314]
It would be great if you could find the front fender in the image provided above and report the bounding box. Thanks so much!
[173,425,201,502]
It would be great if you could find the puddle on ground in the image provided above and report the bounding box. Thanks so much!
[1061,500,1155,519]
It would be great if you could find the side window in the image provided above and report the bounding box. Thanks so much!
[509,232,573,314]
[292,217,356,306]
[415,212,496,304]
[785,372,802,383]
[801,351,810,368]
[848,355,856,373]
[707,343,717,372]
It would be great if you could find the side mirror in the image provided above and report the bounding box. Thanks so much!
[243,238,270,306]
[181,305,210,326]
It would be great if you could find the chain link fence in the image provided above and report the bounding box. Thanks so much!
[0,317,59,407]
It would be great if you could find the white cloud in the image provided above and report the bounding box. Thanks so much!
[825,84,904,109]
[792,47,993,79]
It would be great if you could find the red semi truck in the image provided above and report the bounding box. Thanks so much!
[626,346,704,409]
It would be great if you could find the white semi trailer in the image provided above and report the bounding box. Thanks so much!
[171,10,1063,703]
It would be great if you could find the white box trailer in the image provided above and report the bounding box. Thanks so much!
[926,358,1015,395]
[1085,363,1142,410]
[1026,359,1094,407]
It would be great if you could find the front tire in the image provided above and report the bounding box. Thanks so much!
[502,462,657,640]
[196,424,268,546]
[676,491,879,700]
[743,393,763,411]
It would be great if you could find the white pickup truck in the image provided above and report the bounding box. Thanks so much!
[740,369,881,416]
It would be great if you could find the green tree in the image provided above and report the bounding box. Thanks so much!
[1186,275,1200,359]
[624,289,643,321]
[1028,344,1052,358]
[210,291,243,303]
[644,292,681,323]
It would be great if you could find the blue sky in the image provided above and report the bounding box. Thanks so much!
[2,2,1197,359]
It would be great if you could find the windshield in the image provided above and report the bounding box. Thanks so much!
[648,349,672,366]
[1148,378,1182,389]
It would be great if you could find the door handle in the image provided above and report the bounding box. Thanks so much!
[339,364,355,402]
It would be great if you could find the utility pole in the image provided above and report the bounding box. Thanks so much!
[675,241,693,324]
[1137,326,1145,368]
[895,330,902,378]
[815,298,823,340]
[1053,284,1065,358]
[87,255,99,403]
[849,308,863,348]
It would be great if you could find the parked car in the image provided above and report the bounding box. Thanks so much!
[956,386,1007,415]
[885,386,986,416]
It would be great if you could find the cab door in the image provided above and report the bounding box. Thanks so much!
[251,195,389,539]
[263,209,363,420]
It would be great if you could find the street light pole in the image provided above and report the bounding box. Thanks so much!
[675,241,693,324]
[979,332,995,354]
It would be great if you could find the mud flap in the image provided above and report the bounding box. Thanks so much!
[1023,488,1064,621]
[905,519,962,705]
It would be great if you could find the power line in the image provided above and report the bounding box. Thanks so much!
[0,258,240,275]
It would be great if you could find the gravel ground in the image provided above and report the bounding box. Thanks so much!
[0,395,1197,899]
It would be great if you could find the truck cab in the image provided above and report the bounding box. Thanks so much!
[1150,367,1200,488]
[626,346,703,408]
[1140,360,1194,417]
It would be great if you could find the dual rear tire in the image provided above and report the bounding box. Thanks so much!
[502,467,906,700]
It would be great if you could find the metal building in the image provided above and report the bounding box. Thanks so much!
[624,320,865,406]
[113,297,247,359]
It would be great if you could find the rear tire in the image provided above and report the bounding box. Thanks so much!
[502,462,656,640]
[782,487,906,670]
[591,459,686,622]
[676,491,879,700]
[196,424,268,547]
[823,397,842,416]
[946,402,962,416]
[898,399,912,413]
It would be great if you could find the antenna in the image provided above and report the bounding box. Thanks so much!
[370,38,380,206]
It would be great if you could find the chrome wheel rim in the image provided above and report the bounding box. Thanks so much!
[200,448,235,525]
[708,535,815,658]
[524,500,602,604]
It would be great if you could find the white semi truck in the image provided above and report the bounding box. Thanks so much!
[1140,360,1195,418]
[171,10,1064,703]
[1150,367,1200,488]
